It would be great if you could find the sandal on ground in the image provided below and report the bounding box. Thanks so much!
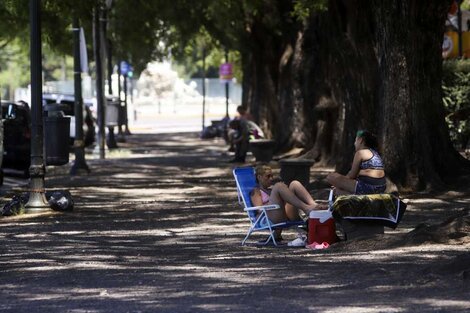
[305,241,330,250]
[287,235,307,247]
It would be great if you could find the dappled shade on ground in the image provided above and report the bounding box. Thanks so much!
[0,132,469,313]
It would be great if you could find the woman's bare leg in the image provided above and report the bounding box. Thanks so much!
[289,180,315,205]
[333,187,351,195]
[265,206,288,224]
[269,182,316,215]
[289,180,328,210]
[264,185,289,224]
[284,203,302,221]
[326,172,356,194]
[286,181,314,218]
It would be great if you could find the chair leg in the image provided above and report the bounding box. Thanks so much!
[271,234,278,246]
[242,229,279,246]
[266,225,277,246]
[242,227,255,245]
[242,232,250,245]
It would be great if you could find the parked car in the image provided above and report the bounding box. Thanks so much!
[1,101,31,175]
[42,93,96,146]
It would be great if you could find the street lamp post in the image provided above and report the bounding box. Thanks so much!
[25,0,49,212]
[101,8,118,149]
[70,16,90,175]
[457,0,463,58]
[224,49,229,118]
[124,74,131,135]
[202,47,206,131]
[93,5,106,159]
[107,40,113,95]
[116,64,126,142]
[123,71,131,135]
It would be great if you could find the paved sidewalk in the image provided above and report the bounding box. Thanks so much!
[0,132,469,313]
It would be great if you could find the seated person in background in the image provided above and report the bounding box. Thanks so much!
[246,119,264,140]
[326,130,386,195]
[228,106,264,153]
[228,119,250,163]
[235,105,254,121]
[228,106,260,149]
[251,165,326,239]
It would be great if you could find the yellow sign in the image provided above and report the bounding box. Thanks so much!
[443,31,470,58]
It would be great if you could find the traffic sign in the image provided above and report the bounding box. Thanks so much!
[219,63,233,82]
[120,61,130,75]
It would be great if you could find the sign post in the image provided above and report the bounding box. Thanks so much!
[220,50,232,118]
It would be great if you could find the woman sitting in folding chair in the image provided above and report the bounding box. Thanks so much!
[251,165,326,240]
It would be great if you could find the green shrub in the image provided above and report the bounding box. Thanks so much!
[442,59,470,150]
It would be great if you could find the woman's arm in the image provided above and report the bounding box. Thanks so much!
[346,151,363,179]
[250,188,263,207]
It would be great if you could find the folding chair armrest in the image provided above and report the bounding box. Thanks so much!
[244,204,280,211]
[328,188,335,211]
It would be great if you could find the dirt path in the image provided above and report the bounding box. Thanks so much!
[0,132,468,313]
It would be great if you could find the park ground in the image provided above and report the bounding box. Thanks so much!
[0,113,469,312]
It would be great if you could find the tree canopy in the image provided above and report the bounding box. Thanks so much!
[1,0,469,191]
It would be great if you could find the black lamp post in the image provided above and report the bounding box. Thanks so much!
[70,16,90,175]
[123,71,131,135]
[25,0,49,212]
[224,48,229,118]
[101,7,118,149]
[116,64,126,142]
[457,0,463,58]
[107,40,113,96]
[93,5,106,159]
[105,0,113,97]
[202,46,206,131]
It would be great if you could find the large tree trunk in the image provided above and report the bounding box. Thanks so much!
[299,0,379,168]
[240,0,469,191]
[243,0,379,159]
[241,2,299,149]
[373,0,470,190]
[299,0,469,190]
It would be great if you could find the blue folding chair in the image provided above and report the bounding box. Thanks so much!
[233,167,305,246]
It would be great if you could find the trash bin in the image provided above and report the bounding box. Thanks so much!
[249,139,276,163]
[279,159,314,186]
[106,97,120,126]
[44,105,70,166]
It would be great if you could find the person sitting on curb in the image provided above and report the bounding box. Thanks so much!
[326,129,386,195]
[251,165,327,240]
[228,119,250,163]
[235,105,254,121]
[227,106,263,152]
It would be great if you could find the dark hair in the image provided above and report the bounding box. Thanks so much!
[356,130,379,150]
[236,105,247,115]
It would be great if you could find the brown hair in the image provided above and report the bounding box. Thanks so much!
[255,165,272,183]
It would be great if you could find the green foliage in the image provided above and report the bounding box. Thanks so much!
[0,39,31,95]
[292,0,327,22]
[462,0,470,10]
[169,26,242,81]
[442,59,470,149]
[42,45,74,82]
[0,38,73,101]
[0,0,314,86]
